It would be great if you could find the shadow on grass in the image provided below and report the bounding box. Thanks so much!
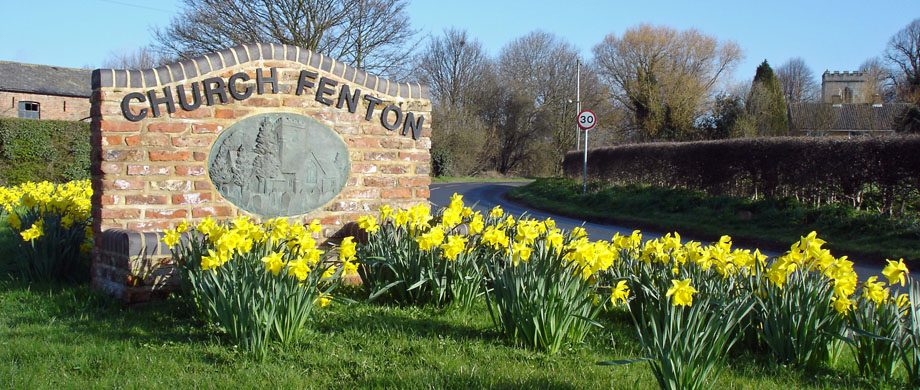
[0,280,208,347]
[317,302,501,344]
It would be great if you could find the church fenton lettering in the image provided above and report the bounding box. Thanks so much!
[120,67,425,140]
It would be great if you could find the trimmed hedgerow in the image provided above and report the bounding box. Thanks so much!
[564,136,920,216]
[0,118,90,185]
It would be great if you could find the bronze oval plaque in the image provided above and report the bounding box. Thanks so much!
[208,113,351,217]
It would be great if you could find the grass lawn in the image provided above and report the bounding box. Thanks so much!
[0,279,903,389]
[508,178,920,264]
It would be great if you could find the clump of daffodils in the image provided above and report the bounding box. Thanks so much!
[0,180,93,282]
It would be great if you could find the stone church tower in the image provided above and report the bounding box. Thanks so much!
[821,71,871,104]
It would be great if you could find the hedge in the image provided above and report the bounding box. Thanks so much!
[563,136,920,215]
[0,118,91,185]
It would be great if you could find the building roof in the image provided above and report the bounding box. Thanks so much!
[0,60,92,98]
[788,102,910,131]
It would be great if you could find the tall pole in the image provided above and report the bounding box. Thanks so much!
[583,117,588,194]
[575,59,581,150]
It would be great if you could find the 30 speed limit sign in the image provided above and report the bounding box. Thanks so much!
[577,110,596,130]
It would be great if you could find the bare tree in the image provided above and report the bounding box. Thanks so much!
[885,18,920,103]
[859,57,894,102]
[592,24,742,141]
[102,47,165,69]
[413,29,493,176]
[152,0,417,77]
[414,29,488,107]
[488,31,608,175]
[775,57,819,103]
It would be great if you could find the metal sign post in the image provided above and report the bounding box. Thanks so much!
[577,110,596,194]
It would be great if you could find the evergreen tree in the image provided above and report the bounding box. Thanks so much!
[746,60,789,136]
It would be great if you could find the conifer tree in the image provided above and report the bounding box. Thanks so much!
[746,60,789,136]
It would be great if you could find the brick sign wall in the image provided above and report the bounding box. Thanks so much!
[90,43,432,302]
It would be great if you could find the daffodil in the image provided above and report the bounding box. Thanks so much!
[339,236,357,261]
[611,280,630,304]
[666,278,699,307]
[882,258,909,287]
[261,251,286,275]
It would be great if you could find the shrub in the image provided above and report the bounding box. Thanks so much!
[564,136,920,216]
[0,118,90,186]
[0,180,92,282]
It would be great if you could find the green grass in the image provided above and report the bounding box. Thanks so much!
[0,280,903,389]
[431,176,534,183]
[508,178,920,264]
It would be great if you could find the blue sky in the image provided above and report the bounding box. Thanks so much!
[2,0,916,84]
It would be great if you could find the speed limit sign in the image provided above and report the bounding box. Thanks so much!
[577,110,596,130]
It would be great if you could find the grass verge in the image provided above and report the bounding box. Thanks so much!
[0,281,901,389]
[507,178,920,264]
[432,176,534,184]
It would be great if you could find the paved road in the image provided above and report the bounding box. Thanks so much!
[430,181,909,282]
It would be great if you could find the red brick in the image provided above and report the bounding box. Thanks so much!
[100,120,141,132]
[145,209,188,219]
[127,221,172,231]
[192,206,233,218]
[282,97,311,107]
[215,109,234,119]
[171,136,212,147]
[421,127,432,137]
[352,163,378,174]
[365,152,396,161]
[362,125,387,135]
[380,138,413,149]
[192,123,223,134]
[174,165,207,176]
[319,215,341,225]
[101,150,143,162]
[102,179,145,190]
[363,177,395,187]
[100,163,122,174]
[399,177,432,187]
[101,135,123,146]
[194,181,213,190]
[172,192,212,205]
[126,165,171,176]
[415,188,430,198]
[125,134,169,147]
[381,189,412,199]
[343,189,379,199]
[242,97,279,107]
[347,137,381,148]
[149,151,191,161]
[193,152,207,161]
[100,209,141,219]
[125,195,167,205]
[99,222,124,231]
[100,195,120,205]
[172,107,211,119]
[380,165,409,174]
[399,152,430,162]
[148,123,188,133]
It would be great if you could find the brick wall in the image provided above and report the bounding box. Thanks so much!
[90,43,431,302]
[0,91,91,121]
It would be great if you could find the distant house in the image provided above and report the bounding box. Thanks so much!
[788,102,909,137]
[0,61,92,121]
[788,70,910,137]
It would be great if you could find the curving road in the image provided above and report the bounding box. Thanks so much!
[429,181,908,281]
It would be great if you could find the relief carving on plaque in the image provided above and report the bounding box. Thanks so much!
[208,113,351,217]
